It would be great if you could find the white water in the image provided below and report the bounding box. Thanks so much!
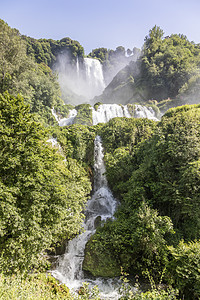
[55,55,106,100]
[52,136,120,299]
[134,104,157,120]
[76,57,80,78]
[47,137,59,148]
[92,104,131,125]
[92,104,158,125]
[84,58,106,99]
[58,109,77,126]
[52,104,158,127]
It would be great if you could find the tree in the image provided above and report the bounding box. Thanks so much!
[126,48,132,56]
[140,26,200,100]
[0,19,28,93]
[115,46,126,57]
[168,240,200,299]
[0,92,91,273]
[83,202,173,280]
[143,25,164,56]
[124,105,200,240]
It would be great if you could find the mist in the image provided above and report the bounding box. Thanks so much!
[53,48,141,105]
[53,52,105,104]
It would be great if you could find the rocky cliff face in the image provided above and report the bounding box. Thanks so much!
[92,61,147,105]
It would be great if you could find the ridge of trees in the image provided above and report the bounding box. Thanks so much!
[96,25,200,111]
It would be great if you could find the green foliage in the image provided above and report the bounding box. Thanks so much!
[23,36,84,66]
[0,19,66,126]
[84,203,173,280]
[51,123,96,167]
[94,102,103,111]
[127,104,136,117]
[0,273,72,299]
[74,104,93,126]
[54,103,74,119]
[141,26,200,100]
[0,19,28,93]
[99,117,156,153]
[85,104,200,283]
[96,25,200,108]
[124,288,179,300]
[0,273,102,299]
[83,234,121,277]
[98,117,156,197]
[0,92,91,273]
[121,105,200,241]
[177,74,200,104]
[119,270,178,300]
[167,240,200,299]
[88,48,109,64]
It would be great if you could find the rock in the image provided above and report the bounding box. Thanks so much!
[82,235,121,277]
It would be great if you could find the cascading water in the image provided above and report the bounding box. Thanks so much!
[84,58,106,98]
[92,104,158,125]
[52,136,119,298]
[134,104,157,120]
[51,108,77,126]
[58,109,77,126]
[54,54,106,100]
[92,104,131,125]
[76,57,80,78]
[52,104,158,127]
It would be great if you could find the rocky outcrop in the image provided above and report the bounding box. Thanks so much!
[82,235,121,277]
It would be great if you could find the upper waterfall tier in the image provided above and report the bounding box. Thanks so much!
[84,58,105,98]
[54,54,106,100]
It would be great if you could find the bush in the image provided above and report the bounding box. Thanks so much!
[167,240,200,299]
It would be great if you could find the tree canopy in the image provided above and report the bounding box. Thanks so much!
[0,92,91,273]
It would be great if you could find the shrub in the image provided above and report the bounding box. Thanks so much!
[167,240,200,299]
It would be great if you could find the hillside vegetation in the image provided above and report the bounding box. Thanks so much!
[84,107,200,299]
[1,19,200,299]
[95,26,200,112]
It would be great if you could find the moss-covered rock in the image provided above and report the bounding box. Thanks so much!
[74,104,93,126]
[82,235,121,277]
[127,103,135,117]
[94,102,103,111]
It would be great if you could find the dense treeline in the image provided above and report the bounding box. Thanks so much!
[97,26,200,111]
[0,92,91,273]
[0,19,71,125]
[23,35,84,67]
[141,26,200,101]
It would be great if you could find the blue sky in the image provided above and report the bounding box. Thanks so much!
[1,0,200,54]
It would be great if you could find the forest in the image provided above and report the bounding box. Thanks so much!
[0,18,200,299]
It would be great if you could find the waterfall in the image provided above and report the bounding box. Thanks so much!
[84,58,106,99]
[52,104,158,127]
[54,54,106,100]
[92,104,158,125]
[51,108,77,127]
[52,136,119,298]
[58,109,77,126]
[92,104,131,125]
[134,105,157,120]
[76,57,80,78]
[51,108,59,122]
